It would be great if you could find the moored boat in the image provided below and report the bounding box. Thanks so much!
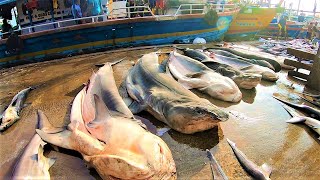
[0,3,239,67]
[225,6,281,41]
[260,20,307,38]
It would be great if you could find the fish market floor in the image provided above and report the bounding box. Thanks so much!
[0,45,319,180]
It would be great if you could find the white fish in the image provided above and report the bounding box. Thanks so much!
[227,139,272,180]
[1,87,33,131]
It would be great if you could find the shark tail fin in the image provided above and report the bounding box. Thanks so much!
[261,163,272,178]
[286,117,306,124]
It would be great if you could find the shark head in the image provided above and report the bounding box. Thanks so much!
[0,106,19,131]
[162,97,229,134]
[233,73,262,89]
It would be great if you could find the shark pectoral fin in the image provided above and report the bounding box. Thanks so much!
[261,163,272,177]
[157,127,171,137]
[133,115,156,133]
[37,110,64,134]
[36,129,73,150]
[286,117,306,124]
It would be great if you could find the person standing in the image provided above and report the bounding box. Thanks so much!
[72,2,83,24]
[278,15,287,38]
[1,19,12,38]
[307,22,314,40]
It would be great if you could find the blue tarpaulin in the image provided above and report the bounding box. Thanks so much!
[0,0,16,6]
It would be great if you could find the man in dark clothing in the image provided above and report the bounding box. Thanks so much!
[2,19,12,39]
[2,19,12,33]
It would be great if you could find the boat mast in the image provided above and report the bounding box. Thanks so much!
[297,0,301,15]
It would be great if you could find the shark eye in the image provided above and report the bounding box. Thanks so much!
[196,110,203,115]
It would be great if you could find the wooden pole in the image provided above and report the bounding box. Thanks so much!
[306,46,320,91]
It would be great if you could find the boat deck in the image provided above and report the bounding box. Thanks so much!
[0,43,319,179]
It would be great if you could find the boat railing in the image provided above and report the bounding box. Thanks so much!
[174,3,237,16]
[108,5,154,19]
[0,3,237,39]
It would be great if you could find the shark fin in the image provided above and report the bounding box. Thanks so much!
[37,143,56,171]
[286,117,306,124]
[37,110,64,134]
[261,163,272,177]
[226,138,236,147]
[93,94,112,122]
[157,127,171,137]
[36,129,72,150]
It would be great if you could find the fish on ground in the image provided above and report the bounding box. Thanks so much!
[0,87,34,132]
[119,52,229,134]
[227,138,272,180]
[12,110,58,180]
[38,62,177,179]
[210,46,282,72]
[204,50,279,82]
[280,102,320,140]
[179,48,262,89]
[206,149,228,180]
[167,51,242,102]
[273,96,320,120]
[205,48,276,71]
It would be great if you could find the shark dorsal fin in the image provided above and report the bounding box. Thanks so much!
[93,94,111,122]
[37,110,64,134]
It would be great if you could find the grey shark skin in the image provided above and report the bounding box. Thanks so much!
[207,47,282,72]
[12,110,57,180]
[119,52,229,134]
[206,49,275,71]
[273,96,320,120]
[204,50,278,82]
[280,102,320,140]
[179,49,262,89]
[227,139,272,180]
[206,149,228,180]
[167,51,242,102]
[0,87,33,131]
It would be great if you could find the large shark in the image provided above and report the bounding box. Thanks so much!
[37,63,176,179]
[167,51,242,102]
[119,52,229,134]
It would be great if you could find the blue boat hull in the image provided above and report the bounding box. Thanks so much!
[0,11,238,67]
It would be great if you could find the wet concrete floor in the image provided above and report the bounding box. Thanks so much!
[0,44,319,180]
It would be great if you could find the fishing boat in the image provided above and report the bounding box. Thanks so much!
[260,19,307,39]
[0,1,239,67]
[224,6,281,41]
